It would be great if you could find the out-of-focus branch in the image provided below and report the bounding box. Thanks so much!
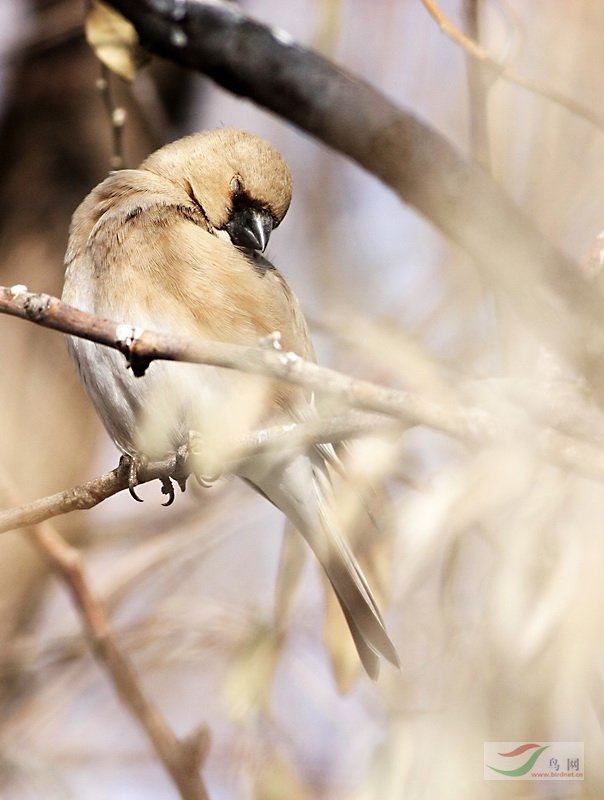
[97,64,127,169]
[0,0,195,684]
[462,0,492,172]
[0,474,210,800]
[3,416,604,540]
[35,525,211,800]
[0,286,490,439]
[420,0,604,134]
[105,0,604,383]
[0,411,403,535]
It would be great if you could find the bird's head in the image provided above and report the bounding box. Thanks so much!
[140,128,293,252]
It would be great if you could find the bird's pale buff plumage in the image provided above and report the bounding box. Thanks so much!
[62,128,399,678]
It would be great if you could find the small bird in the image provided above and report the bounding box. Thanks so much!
[62,128,399,678]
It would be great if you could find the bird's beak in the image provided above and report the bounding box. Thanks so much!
[224,207,274,252]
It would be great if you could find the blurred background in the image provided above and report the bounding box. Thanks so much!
[1,0,604,797]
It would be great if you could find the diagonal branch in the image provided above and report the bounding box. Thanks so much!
[0,473,210,800]
[0,411,404,536]
[3,411,604,540]
[39,524,211,800]
[0,456,170,535]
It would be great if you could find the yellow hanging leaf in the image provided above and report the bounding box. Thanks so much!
[223,624,283,719]
[85,1,149,81]
[254,752,307,800]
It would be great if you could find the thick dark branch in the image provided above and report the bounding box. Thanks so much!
[106,0,604,375]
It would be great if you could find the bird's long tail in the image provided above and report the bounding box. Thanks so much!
[242,452,400,678]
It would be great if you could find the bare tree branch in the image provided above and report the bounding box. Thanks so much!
[97,63,127,170]
[0,473,210,800]
[104,0,604,379]
[3,402,604,540]
[0,457,168,535]
[421,0,604,134]
[0,285,489,438]
[462,0,493,173]
[0,411,404,536]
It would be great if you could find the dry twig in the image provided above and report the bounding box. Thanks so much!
[0,412,402,536]
[4,284,604,541]
[420,0,604,134]
[0,473,210,800]
[96,63,127,169]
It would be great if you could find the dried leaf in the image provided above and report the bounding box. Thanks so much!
[85,0,149,81]
[223,624,283,719]
[273,520,307,631]
[324,583,362,693]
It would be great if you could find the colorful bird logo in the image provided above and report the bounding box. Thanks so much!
[486,743,549,777]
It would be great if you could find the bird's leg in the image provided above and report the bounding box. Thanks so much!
[119,453,185,506]
[173,442,191,494]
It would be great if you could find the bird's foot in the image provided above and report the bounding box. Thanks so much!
[120,453,179,506]
[119,438,218,507]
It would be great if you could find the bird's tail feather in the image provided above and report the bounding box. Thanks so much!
[241,452,400,677]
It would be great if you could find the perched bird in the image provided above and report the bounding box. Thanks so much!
[62,128,399,678]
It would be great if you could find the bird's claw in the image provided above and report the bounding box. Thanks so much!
[160,477,176,507]
[182,432,218,489]
[128,484,144,502]
[120,454,146,502]
[149,443,191,505]
[194,473,217,488]
[119,439,216,507]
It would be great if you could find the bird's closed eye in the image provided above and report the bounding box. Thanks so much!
[229,175,243,195]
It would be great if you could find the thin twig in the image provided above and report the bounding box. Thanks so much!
[4,285,604,505]
[462,0,492,171]
[0,412,402,536]
[0,457,169,535]
[96,63,127,169]
[0,473,210,800]
[2,388,604,539]
[420,0,604,134]
[37,526,211,800]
